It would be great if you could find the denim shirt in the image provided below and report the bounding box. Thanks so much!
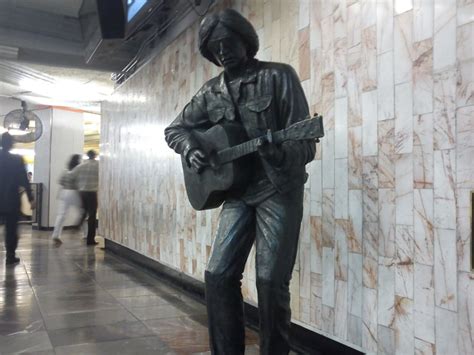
[165,59,316,194]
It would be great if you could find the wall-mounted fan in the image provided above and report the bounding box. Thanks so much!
[2,101,43,143]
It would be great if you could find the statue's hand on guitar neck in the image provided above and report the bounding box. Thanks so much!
[186,148,209,173]
[256,134,285,167]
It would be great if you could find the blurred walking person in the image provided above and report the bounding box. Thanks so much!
[0,133,35,265]
[71,150,99,246]
[51,154,82,245]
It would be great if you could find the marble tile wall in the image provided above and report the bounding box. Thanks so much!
[100,0,474,353]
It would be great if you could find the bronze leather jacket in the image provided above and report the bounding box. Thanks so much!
[165,59,316,194]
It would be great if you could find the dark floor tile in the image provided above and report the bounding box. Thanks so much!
[0,318,45,336]
[43,308,138,331]
[128,303,189,321]
[106,286,157,298]
[54,336,173,355]
[38,297,123,316]
[116,294,171,308]
[48,320,155,347]
[0,330,53,353]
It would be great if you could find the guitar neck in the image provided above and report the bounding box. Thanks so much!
[217,130,287,164]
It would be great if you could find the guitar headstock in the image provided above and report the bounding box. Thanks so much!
[283,113,325,142]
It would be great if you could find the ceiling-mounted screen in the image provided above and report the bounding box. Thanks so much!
[127,0,148,22]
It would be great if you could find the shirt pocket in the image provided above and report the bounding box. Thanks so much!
[244,95,272,131]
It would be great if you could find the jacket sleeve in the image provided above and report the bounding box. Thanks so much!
[164,89,210,160]
[275,65,316,170]
[18,157,33,202]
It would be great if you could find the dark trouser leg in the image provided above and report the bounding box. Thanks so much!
[205,200,255,355]
[86,192,97,243]
[255,187,304,355]
[81,192,97,244]
[4,212,19,259]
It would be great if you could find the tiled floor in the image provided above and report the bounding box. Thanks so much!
[0,226,262,354]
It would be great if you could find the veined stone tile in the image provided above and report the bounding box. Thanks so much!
[348,127,363,189]
[394,11,414,85]
[360,0,376,29]
[433,149,456,230]
[457,272,474,355]
[456,105,474,189]
[335,97,348,159]
[395,225,414,299]
[362,287,378,352]
[377,0,394,54]
[321,18,335,76]
[347,2,361,48]
[347,314,362,347]
[298,0,310,30]
[335,159,349,219]
[433,0,457,71]
[322,129,335,189]
[413,0,433,41]
[379,189,396,258]
[434,69,456,150]
[334,280,348,339]
[361,25,377,92]
[335,220,348,281]
[456,59,474,107]
[363,222,378,289]
[393,296,414,355]
[309,1,322,50]
[310,216,323,274]
[299,241,311,299]
[335,37,348,99]
[415,338,436,355]
[435,306,459,355]
[413,113,434,189]
[362,90,378,156]
[434,228,457,312]
[414,189,434,266]
[413,39,433,115]
[322,247,335,307]
[378,258,395,327]
[362,156,378,190]
[348,252,363,317]
[322,305,335,334]
[377,51,395,121]
[347,45,363,127]
[457,189,474,272]
[395,82,414,154]
[310,292,323,329]
[414,263,435,344]
[322,189,335,248]
[333,0,347,40]
[395,153,414,226]
[298,27,310,81]
[363,188,378,224]
[378,119,395,188]
[309,160,322,216]
[346,190,362,254]
[378,325,395,355]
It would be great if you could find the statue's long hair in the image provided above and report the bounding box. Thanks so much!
[198,9,259,66]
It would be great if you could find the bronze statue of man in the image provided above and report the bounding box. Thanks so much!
[165,9,315,355]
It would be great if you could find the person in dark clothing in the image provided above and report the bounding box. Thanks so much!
[0,133,35,265]
[165,9,316,355]
[70,150,99,246]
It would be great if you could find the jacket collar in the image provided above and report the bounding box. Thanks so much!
[211,59,259,93]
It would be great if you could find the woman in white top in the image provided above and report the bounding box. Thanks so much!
[51,154,82,244]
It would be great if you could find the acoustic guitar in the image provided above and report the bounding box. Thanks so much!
[181,113,324,210]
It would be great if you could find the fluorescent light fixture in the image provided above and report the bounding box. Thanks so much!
[11,148,35,157]
[8,129,30,136]
[0,45,19,60]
